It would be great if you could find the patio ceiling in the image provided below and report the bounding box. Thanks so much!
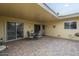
[0,3,57,21]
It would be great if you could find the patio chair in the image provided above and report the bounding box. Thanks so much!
[27,31,34,39]
[27,31,40,40]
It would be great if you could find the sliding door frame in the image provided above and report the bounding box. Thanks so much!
[5,21,24,42]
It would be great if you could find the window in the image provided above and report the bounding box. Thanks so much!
[64,22,77,29]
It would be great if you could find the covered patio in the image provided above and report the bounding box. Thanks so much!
[0,3,79,56]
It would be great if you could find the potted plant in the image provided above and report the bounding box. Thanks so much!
[0,38,4,46]
[0,38,7,52]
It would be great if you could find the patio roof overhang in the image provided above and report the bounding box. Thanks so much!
[0,3,57,22]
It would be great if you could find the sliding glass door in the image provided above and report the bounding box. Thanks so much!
[16,23,24,38]
[6,22,24,41]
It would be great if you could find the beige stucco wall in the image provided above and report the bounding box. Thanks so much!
[0,16,43,41]
[45,17,79,40]
[0,16,79,41]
